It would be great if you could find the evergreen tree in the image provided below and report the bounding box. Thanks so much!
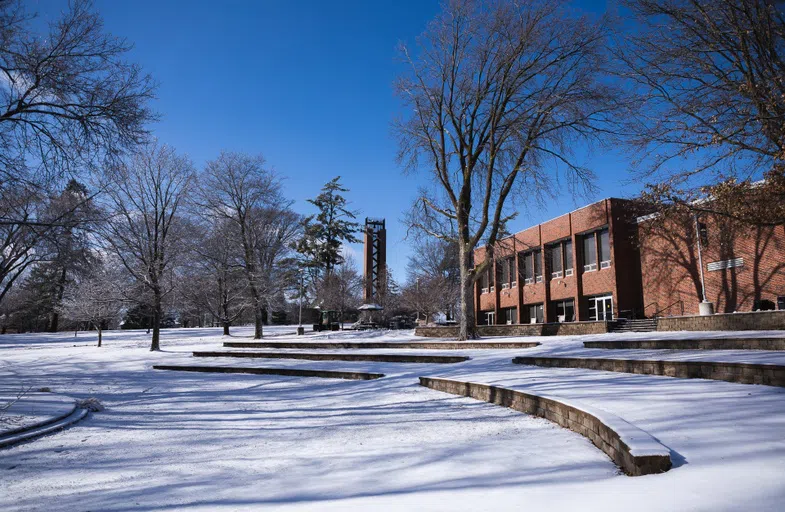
[296,177,361,278]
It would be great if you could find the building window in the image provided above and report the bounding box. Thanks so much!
[500,257,515,289]
[521,250,542,284]
[599,229,610,269]
[549,243,563,279]
[548,240,573,279]
[564,240,573,276]
[552,299,575,322]
[588,295,613,321]
[582,232,597,271]
[485,311,496,325]
[533,249,542,283]
[501,307,517,325]
[582,228,610,272]
[479,268,489,294]
[778,296,785,310]
[526,304,544,324]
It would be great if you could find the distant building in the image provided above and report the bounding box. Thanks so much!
[472,198,785,325]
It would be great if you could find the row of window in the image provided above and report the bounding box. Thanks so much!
[479,228,611,292]
[486,296,614,325]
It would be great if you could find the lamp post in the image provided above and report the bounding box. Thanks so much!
[297,270,305,335]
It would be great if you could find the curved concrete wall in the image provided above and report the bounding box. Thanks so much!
[512,356,785,387]
[419,377,672,476]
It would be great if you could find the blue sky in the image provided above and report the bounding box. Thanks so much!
[35,0,642,281]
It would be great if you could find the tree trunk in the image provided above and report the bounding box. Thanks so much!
[151,289,161,351]
[223,321,230,336]
[458,243,478,340]
[97,326,102,347]
[49,267,68,332]
[254,304,264,339]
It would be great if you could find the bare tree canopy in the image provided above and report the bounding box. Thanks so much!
[0,0,156,185]
[622,0,785,224]
[395,0,619,339]
[102,142,195,351]
[198,151,299,339]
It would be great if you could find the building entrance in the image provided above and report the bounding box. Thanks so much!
[589,295,613,321]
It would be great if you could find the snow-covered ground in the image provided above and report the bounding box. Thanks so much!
[1,326,785,511]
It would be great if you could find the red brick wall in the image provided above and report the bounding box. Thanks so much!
[638,213,785,316]
[473,198,644,324]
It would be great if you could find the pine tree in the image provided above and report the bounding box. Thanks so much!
[296,177,361,278]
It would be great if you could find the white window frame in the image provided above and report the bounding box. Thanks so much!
[511,281,517,288]
[481,287,489,294]
[551,270,563,279]
[524,277,534,285]
[565,268,574,277]
[501,283,509,290]
[535,275,543,283]
[600,260,611,269]
[584,263,597,272]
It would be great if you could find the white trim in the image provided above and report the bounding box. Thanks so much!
[565,268,574,277]
[600,260,611,269]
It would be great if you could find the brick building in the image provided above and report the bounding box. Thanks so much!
[473,198,785,325]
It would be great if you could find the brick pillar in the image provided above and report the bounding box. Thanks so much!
[572,212,585,320]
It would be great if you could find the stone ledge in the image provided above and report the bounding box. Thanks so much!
[657,310,785,331]
[584,338,785,350]
[223,341,540,350]
[419,376,672,476]
[415,321,608,338]
[193,351,469,364]
[512,356,785,387]
[152,365,384,380]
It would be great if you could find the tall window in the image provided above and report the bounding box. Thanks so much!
[582,232,597,271]
[549,244,563,278]
[599,229,610,268]
[548,240,573,278]
[521,250,542,284]
[500,257,515,288]
[479,268,489,293]
[564,240,573,276]
[533,249,542,282]
[582,228,610,272]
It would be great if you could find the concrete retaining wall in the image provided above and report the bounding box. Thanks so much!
[223,341,540,350]
[415,321,608,338]
[153,365,384,380]
[193,351,469,364]
[419,377,672,476]
[512,356,785,387]
[584,338,785,350]
[657,310,785,331]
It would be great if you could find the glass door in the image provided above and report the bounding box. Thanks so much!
[590,296,614,321]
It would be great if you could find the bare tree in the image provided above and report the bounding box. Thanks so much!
[59,265,123,347]
[183,219,249,335]
[198,152,296,339]
[102,142,194,351]
[621,0,785,225]
[395,0,618,339]
[0,0,155,188]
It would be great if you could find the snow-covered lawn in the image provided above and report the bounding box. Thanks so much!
[1,326,784,511]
